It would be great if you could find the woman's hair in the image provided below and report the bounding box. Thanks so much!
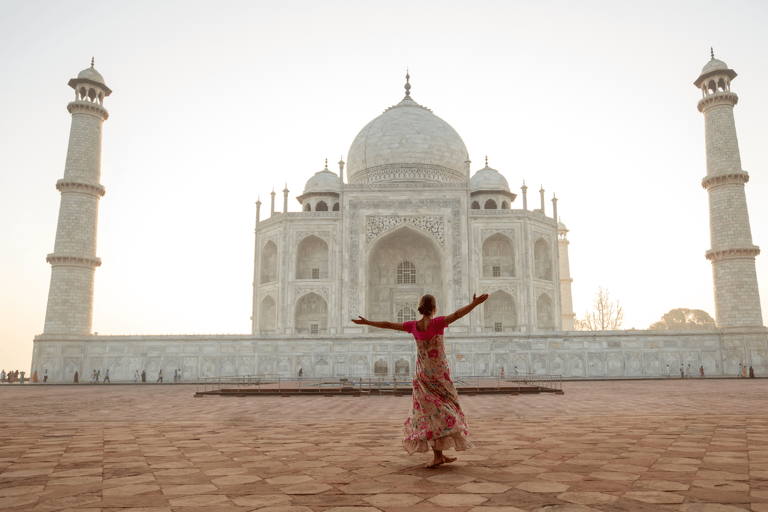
[417,294,437,316]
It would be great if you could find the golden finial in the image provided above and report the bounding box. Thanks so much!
[711,47,715,60]
[91,57,94,67]
[485,155,488,167]
[404,69,411,97]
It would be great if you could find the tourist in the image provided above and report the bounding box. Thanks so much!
[103,369,110,384]
[134,370,139,383]
[20,371,25,384]
[298,368,303,378]
[500,367,505,379]
[173,369,178,382]
[686,364,692,378]
[700,365,705,378]
[157,370,163,383]
[743,365,748,378]
[91,370,97,383]
[750,365,755,378]
[514,366,518,377]
[739,363,743,377]
[95,370,101,383]
[32,371,38,383]
[141,370,146,382]
[177,369,181,382]
[680,364,685,378]
[73,371,79,383]
[0,369,5,383]
[43,369,48,383]
[352,292,488,468]
[666,365,671,378]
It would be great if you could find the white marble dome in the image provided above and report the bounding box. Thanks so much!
[701,58,728,76]
[470,164,510,192]
[303,167,342,194]
[77,66,106,84]
[346,96,469,182]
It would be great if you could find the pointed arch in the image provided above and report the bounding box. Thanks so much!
[471,201,480,210]
[484,198,497,209]
[316,200,328,211]
[296,235,328,279]
[259,295,277,334]
[304,203,311,211]
[484,290,517,332]
[482,233,515,278]
[295,292,328,334]
[260,241,278,284]
[374,359,388,376]
[534,238,552,281]
[395,358,410,375]
[332,202,339,211]
[536,293,554,329]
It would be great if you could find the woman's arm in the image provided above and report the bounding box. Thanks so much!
[444,293,489,326]
[351,316,407,332]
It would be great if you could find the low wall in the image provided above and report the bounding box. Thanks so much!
[31,328,768,383]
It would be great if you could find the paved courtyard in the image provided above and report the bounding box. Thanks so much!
[1,380,768,511]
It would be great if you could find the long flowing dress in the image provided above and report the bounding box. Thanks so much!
[401,316,474,454]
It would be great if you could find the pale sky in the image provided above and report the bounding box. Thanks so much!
[1,0,767,372]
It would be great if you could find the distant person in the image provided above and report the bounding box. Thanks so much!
[95,370,101,383]
[44,369,48,383]
[32,371,38,383]
[134,370,139,383]
[173,369,178,382]
[514,366,518,377]
[686,364,692,378]
[666,365,671,378]
[500,367,505,379]
[91,370,97,384]
[103,369,110,384]
[74,371,79,383]
[177,369,181,382]
[739,363,743,377]
[750,366,755,378]
[700,365,705,378]
[141,370,146,383]
[680,365,685,378]
[20,371,25,384]
[0,369,5,383]
[157,370,163,383]
[298,368,303,378]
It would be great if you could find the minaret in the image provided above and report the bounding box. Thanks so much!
[338,156,345,182]
[695,51,763,328]
[43,60,111,334]
[282,184,289,213]
[558,220,575,330]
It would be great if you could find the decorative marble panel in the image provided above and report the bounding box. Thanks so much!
[366,216,444,248]
[481,229,515,242]
[295,230,331,247]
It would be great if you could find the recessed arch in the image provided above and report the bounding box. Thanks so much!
[304,203,311,211]
[316,200,328,211]
[294,292,328,334]
[471,201,480,210]
[484,198,497,209]
[395,358,410,375]
[534,238,552,281]
[332,202,339,211]
[259,295,277,334]
[397,307,417,322]
[536,293,554,329]
[482,233,514,277]
[374,359,388,376]
[501,201,509,209]
[367,226,444,322]
[296,235,328,279]
[260,241,278,284]
[484,290,517,332]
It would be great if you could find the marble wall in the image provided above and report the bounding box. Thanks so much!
[31,328,768,382]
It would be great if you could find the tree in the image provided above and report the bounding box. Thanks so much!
[649,308,715,330]
[575,287,624,331]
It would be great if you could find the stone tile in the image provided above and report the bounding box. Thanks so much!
[623,490,686,503]
[557,492,619,504]
[516,481,571,493]
[691,479,751,491]
[337,482,392,494]
[265,475,314,485]
[160,484,218,495]
[230,494,292,507]
[363,493,423,507]
[633,479,690,491]
[102,484,160,495]
[458,482,511,493]
[428,494,489,506]
[279,482,333,494]
[167,494,231,506]
[427,473,476,484]
[589,471,640,481]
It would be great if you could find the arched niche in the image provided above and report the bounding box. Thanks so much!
[332,202,339,211]
[501,201,509,210]
[536,293,554,329]
[483,290,517,332]
[259,295,277,334]
[534,238,553,281]
[484,198,497,209]
[397,307,417,322]
[367,226,444,322]
[471,201,480,210]
[395,358,410,375]
[294,292,328,334]
[304,203,311,211]
[374,359,388,375]
[482,233,514,278]
[316,201,328,211]
[260,241,278,284]
[296,235,328,279]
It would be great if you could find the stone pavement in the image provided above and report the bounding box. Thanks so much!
[1,380,768,511]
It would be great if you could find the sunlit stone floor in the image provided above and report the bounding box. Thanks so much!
[1,380,768,511]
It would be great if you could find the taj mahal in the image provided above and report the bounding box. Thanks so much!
[31,55,767,381]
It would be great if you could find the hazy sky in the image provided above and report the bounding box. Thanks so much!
[2,0,767,371]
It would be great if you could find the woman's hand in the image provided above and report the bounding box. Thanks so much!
[472,293,489,306]
[351,316,369,325]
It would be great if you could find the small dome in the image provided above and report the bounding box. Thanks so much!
[558,220,568,231]
[77,66,105,84]
[701,58,728,76]
[303,167,342,194]
[470,165,510,192]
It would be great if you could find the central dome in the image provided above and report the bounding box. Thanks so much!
[346,88,469,184]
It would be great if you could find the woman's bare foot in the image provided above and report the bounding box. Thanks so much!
[424,453,457,468]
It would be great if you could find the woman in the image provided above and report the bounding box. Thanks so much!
[352,292,488,468]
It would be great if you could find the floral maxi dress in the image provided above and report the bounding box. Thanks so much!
[401,316,474,454]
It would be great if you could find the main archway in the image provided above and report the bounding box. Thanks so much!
[366,226,444,323]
